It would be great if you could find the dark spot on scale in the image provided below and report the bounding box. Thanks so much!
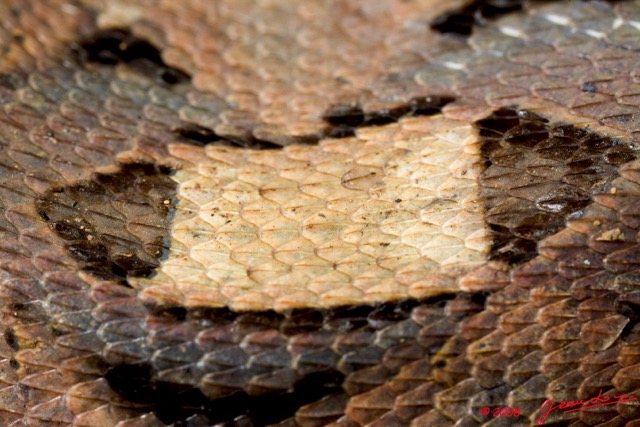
[0,72,18,100]
[469,293,488,307]
[10,302,26,312]
[73,28,190,86]
[434,359,447,368]
[35,162,177,283]
[51,327,67,337]
[476,107,637,265]
[582,81,597,93]
[4,328,18,351]
[9,358,19,370]
[0,73,18,91]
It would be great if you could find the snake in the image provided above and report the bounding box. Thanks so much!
[2,0,640,425]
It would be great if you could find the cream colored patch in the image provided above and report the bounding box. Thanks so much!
[131,115,491,311]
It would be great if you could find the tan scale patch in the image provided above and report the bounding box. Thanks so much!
[131,115,492,311]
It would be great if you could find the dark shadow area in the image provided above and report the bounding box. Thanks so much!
[73,28,190,86]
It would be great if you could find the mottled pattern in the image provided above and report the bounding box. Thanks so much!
[1,1,640,426]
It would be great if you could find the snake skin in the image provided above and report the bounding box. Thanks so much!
[2,0,640,426]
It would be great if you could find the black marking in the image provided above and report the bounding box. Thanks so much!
[36,162,177,283]
[106,295,476,424]
[105,363,155,404]
[323,96,455,138]
[280,308,326,335]
[103,293,485,424]
[0,72,18,90]
[469,292,489,307]
[367,299,419,329]
[8,301,46,323]
[105,362,344,425]
[616,294,640,339]
[9,358,19,370]
[174,125,288,149]
[73,28,190,85]
[4,328,18,351]
[179,306,237,326]
[430,0,525,36]
[152,305,188,322]
[431,1,625,37]
[0,72,20,103]
[323,105,364,138]
[476,107,637,265]
[174,96,455,147]
[151,294,461,334]
[174,124,224,146]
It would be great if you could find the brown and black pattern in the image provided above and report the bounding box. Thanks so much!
[477,107,637,265]
[2,0,640,426]
[35,162,177,282]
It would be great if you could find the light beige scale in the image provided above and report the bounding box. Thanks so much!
[131,115,492,311]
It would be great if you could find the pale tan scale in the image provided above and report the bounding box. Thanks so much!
[132,115,493,310]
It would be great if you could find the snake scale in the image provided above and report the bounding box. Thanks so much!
[2,0,640,425]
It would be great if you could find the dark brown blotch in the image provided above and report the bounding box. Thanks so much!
[4,328,18,351]
[8,358,19,370]
[73,28,190,86]
[430,0,526,36]
[477,107,637,265]
[104,295,476,425]
[106,360,345,425]
[36,162,177,283]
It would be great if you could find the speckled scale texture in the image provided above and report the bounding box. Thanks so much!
[2,0,640,426]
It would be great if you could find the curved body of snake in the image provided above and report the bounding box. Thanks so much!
[2,0,640,426]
